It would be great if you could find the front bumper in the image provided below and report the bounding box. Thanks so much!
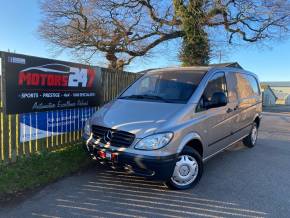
[82,142,177,181]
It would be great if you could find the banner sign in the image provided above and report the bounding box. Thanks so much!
[20,107,96,143]
[0,52,102,114]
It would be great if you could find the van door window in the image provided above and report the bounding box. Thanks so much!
[225,72,239,103]
[197,72,228,112]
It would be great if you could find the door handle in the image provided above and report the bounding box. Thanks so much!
[227,108,233,113]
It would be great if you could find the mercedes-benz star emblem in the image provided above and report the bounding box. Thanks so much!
[103,130,113,143]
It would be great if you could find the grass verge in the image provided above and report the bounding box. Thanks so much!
[0,144,92,202]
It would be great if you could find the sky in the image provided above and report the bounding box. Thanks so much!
[0,0,289,82]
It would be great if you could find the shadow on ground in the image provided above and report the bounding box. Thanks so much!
[28,162,268,218]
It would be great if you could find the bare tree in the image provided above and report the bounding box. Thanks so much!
[39,0,182,70]
[175,0,290,65]
[39,0,290,69]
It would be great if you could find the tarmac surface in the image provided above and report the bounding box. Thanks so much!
[1,112,290,218]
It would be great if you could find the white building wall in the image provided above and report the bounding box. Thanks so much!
[263,89,276,106]
[286,96,290,105]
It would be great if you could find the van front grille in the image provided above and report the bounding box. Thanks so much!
[92,125,135,148]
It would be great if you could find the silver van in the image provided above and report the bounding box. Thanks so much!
[83,66,262,190]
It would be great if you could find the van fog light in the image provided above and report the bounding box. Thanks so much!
[134,132,173,150]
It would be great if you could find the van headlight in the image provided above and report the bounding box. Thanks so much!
[134,132,173,150]
[84,120,91,136]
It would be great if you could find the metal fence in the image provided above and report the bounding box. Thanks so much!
[0,68,140,164]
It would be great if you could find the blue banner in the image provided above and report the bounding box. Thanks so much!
[20,107,96,142]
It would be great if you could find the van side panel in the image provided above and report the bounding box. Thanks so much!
[231,72,262,135]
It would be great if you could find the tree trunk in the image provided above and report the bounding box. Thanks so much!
[180,27,210,66]
[106,53,125,71]
[174,0,210,66]
[106,52,118,70]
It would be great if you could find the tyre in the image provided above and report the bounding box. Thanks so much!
[243,122,258,148]
[165,146,203,190]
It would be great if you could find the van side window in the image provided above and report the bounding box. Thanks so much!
[247,75,260,95]
[197,72,228,112]
[235,73,259,98]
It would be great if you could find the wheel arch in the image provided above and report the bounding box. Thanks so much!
[253,114,261,128]
[177,132,204,158]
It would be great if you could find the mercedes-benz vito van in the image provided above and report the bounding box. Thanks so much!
[83,66,262,190]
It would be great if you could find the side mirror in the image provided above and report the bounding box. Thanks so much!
[208,92,227,108]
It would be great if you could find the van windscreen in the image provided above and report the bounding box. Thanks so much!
[119,70,206,103]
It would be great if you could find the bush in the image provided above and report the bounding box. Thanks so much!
[0,144,92,201]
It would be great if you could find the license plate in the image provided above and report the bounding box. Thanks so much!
[98,150,117,161]
[105,152,111,159]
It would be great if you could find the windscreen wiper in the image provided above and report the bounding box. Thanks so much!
[119,94,171,102]
[118,95,145,99]
[142,94,171,102]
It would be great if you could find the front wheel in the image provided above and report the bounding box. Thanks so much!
[243,122,258,148]
[165,147,203,190]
